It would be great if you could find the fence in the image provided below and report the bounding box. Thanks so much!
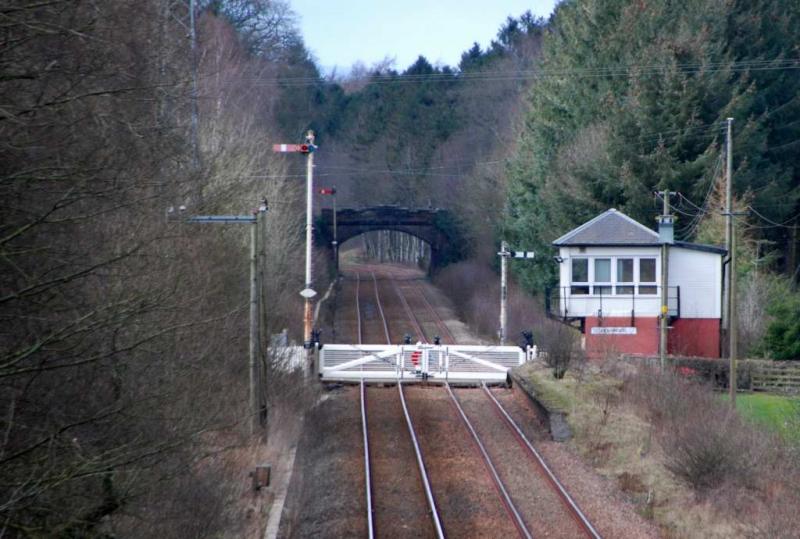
[621,355,800,394]
[748,360,800,394]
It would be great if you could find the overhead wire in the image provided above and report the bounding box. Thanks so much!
[217,58,800,88]
[745,206,800,229]
[673,152,724,240]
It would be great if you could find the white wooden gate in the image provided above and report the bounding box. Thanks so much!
[318,344,525,383]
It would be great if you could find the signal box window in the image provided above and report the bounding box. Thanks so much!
[571,258,589,295]
[639,258,657,294]
[616,258,634,294]
[594,258,612,295]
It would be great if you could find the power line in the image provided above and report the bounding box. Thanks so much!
[746,206,800,228]
[213,58,800,88]
[674,153,724,240]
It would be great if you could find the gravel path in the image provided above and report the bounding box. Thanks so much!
[492,386,660,538]
[404,385,518,538]
[455,387,586,538]
[366,386,436,538]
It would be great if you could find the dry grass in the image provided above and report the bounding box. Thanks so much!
[517,360,800,537]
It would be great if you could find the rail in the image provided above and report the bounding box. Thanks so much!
[360,380,374,538]
[481,383,602,539]
[398,382,445,538]
[415,285,456,344]
[446,383,532,539]
[355,273,363,345]
[393,280,455,345]
[370,272,392,344]
[392,280,427,343]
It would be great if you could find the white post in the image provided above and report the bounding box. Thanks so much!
[304,132,315,356]
[500,241,508,345]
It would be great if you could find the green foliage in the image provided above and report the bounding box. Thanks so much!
[505,0,800,292]
[761,289,800,360]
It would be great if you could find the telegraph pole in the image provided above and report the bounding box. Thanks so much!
[188,0,200,172]
[725,117,738,406]
[658,191,676,370]
[172,206,268,435]
[257,199,269,429]
[248,211,258,435]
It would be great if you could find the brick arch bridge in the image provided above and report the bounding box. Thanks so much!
[318,206,463,272]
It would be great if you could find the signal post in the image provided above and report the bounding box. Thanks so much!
[273,132,318,366]
[497,242,535,345]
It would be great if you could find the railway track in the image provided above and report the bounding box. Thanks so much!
[479,384,601,538]
[356,267,600,538]
[392,280,455,344]
[357,270,441,538]
[354,271,391,344]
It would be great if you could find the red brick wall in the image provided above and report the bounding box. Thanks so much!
[668,318,721,358]
[584,316,659,358]
[583,316,721,358]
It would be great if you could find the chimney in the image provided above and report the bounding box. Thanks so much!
[658,215,674,244]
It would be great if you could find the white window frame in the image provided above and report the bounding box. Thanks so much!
[566,254,660,297]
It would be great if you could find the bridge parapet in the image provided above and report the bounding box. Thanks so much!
[318,205,464,271]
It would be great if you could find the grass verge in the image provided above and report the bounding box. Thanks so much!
[730,393,799,441]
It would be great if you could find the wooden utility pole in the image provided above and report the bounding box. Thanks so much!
[178,209,266,435]
[257,199,269,430]
[248,212,259,435]
[658,190,676,370]
[725,117,738,406]
[188,0,200,172]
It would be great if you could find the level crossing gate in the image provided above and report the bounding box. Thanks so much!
[318,344,526,383]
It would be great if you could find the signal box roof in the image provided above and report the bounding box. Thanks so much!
[553,208,726,254]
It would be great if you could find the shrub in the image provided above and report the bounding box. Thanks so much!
[536,319,585,379]
[625,368,765,491]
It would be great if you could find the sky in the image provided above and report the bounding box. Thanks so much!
[288,0,558,74]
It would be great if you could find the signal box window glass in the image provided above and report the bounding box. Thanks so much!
[594,258,612,295]
[639,258,657,294]
[568,255,659,296]
[571,258,589,295]
[616,258,634,294]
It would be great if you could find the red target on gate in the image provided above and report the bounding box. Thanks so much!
[410,350,422,367]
